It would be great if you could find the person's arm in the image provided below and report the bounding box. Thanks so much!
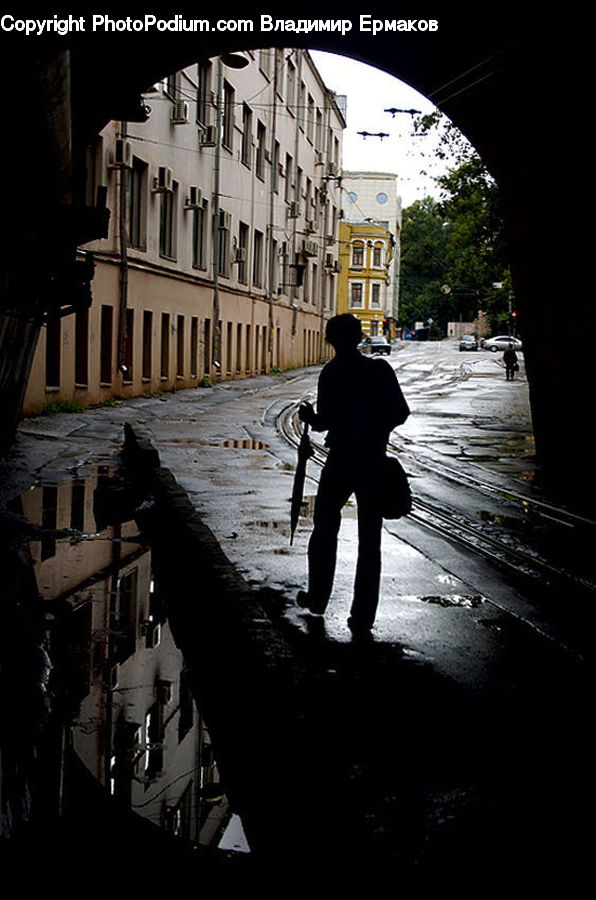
[299,367,331,431]
[377,359,410,429]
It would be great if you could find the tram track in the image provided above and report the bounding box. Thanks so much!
[277,400,596,598]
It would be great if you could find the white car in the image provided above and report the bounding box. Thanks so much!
[483,335,523,352]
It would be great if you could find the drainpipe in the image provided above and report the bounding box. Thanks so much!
[212,59,223,376]
[290,50,303,336]
[117,121,129,380]
[267,54,279,369]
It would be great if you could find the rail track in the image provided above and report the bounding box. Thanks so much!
[277,400,596,597]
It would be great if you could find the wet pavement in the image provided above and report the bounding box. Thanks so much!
[0,341,593,892]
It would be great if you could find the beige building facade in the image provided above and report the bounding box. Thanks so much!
[337,221,394,337]
[23,50,345,414]
[342,172,401,327]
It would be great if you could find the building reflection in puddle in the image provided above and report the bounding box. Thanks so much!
[5,467,250,855]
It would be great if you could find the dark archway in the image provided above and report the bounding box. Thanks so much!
[1,3,593,509]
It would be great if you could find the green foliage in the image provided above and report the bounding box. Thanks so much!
[198,376,213,388]
[270,365,283,376]
[42,399,84,415]
[401,117,514,336]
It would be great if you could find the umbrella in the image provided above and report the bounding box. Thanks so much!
[290,419,314,545]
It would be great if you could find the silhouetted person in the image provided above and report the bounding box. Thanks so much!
[297,314,409,633]
[503,342,518,380]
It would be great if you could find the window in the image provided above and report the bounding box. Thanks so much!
[142,311,152,380]
[307,95,315,142]
[373,244,383,267]
[222,80,235,150]
[122,309,133,382]
[126,158,147,249]
[236,323,242,373]
[298,81,306,128]
[285,154,293,203]
[351,242,364,267]
[371,283,382,308]
[253,230,263,287]
[176,315,184,377]
[159,182,177,259]
[259,48,272,78]
[241,103,252,167]
[273,140,280,192]
[256,121,266,180]
[286,59,296,112]
[192,200,207,269]
[203,318,211,374]
[164,72,179,100]
[226,322,233,374]
[190,317,198,377]
[238,222,249,283]
[274,49,284,97]
[245,324,251,372]
[217,209,231,276]
[196,61,211,126]
[75,307,88,387]
[316,109,323,152]
[350,282,364,308]
[161,313,170,379]
[45,312,61,389]
[70,480,85,532]
[100,305,113,384]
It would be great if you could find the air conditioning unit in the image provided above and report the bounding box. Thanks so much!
[305,219,315,234]
[302,239,318,257]
[199,125,216,146]
[218,210,232,230]
[288,200,300,218]
[171,100,190,124]
[111,138,132,168]
[333,259,342,273]
[325,234,335,246]
[185,185,202,209]
[152,166,173,193]
[233,246,247,264]
[327,161,338,177]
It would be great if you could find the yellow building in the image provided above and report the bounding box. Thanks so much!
[337,221,394,338]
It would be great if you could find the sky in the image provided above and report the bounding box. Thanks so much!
[310,50,458,209]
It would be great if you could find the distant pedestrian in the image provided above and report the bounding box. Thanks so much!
[297,314,409,634]
[503,343,518,381]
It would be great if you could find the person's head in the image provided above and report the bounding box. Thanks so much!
[325,314,363,352]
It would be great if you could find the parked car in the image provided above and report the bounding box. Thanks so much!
[359,335,391,356]
[483,335,523,352]
[458,335,478,351]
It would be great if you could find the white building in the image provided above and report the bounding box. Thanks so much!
[23,50,346,413]
[342,172,402,323]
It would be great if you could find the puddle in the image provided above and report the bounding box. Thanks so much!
[215,439,269,450]
[417,594,485,608]
[1,468,250,855]
[478,509,528,530]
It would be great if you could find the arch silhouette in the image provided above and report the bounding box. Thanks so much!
[1,4,593,508]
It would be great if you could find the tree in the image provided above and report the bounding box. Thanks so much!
[399,197,452,337]
[401,112,514,335]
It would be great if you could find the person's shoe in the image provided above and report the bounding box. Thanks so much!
[296,591,324,614]
[347,615,374,636]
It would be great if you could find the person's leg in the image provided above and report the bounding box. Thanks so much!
[305,456,352,612]
[349,483,384,629]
